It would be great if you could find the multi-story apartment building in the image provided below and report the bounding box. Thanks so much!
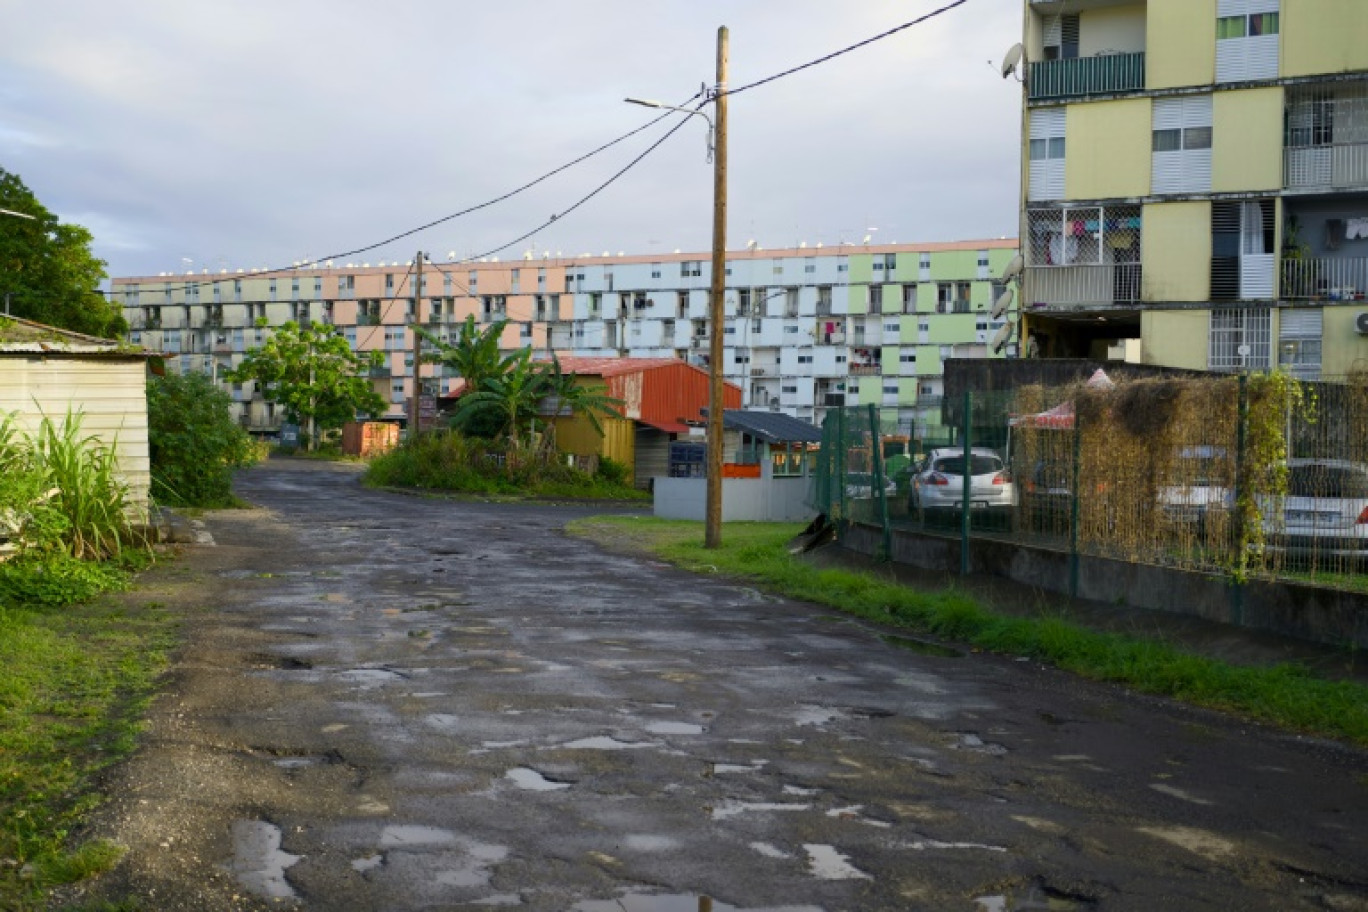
[114,240,1017,435]
[1020,0,1368,377]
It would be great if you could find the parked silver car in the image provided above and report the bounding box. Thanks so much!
[909,447,1016,515]
[844,472,897,499]
[1158,445,1232,530]
[1260,458,1368,560]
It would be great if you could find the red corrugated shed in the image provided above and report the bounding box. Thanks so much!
[547,357,740,431]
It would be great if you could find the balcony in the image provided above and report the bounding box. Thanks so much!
[1028,52,1145,101]
[1281,258,1368,302]
[1024,263,1142,308]
[849,364,881,376]
[367,366,392,379]
[1285,143,1368,192]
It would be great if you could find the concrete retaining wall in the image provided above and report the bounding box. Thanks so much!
[842,522,1368,649]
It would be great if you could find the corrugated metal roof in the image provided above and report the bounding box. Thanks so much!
[722,409,823,444]
[0,315,150,358]
[538,356,686,378]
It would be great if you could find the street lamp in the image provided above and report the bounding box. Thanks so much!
[0,208,36,221]
[624,26,728,548]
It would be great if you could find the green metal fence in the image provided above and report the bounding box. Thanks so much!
[811,372,1368,590]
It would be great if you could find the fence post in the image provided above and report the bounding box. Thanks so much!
[869,404,891,561]
[835,407,847,537]
[1231,374,1248,624]
[961,390,972,577]
[1069,401,1082,599]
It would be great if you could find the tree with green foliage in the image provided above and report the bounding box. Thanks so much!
[227,321,386,451]
[417,315,510,394]
[0,167,125,338]
[147,371,260,506]
[452,350,623,457]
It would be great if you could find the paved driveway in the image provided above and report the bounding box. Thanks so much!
[68,460,1368,911]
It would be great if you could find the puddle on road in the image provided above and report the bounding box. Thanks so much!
[573,895,824,912]
[713,761,767,774]
[337,667,408,688]
[380,825,457,847]
[645,721,705,735]
[803,844,871,881]
[880,634,964,658]
[557,736,656,751]
[975,887,1089,910]
[623,834,680,852]
[711,801,811,821]
[351,853,384,873]
[505,767,572,791]
[750,842,791,859]
[825,805,892,828]
[951,733,1009,755]
[228,820,300,900]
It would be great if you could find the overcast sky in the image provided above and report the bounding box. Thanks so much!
[0,1,1023,281]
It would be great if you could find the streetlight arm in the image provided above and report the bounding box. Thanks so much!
[0,208,37,221]
[623,98,714,162]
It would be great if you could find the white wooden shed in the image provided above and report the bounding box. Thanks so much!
[0,316,153,512]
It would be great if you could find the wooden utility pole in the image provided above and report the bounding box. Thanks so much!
[410,250,424,436]
[705,25,729,549]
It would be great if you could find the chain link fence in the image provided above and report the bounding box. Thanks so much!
[812,370,1368,588]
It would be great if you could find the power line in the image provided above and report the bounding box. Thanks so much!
[112,94,703,297]
[725,0,973,98]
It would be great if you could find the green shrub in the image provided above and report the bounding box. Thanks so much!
[147,371,259,507]
[595,456,630,486]
[364,430,647,500]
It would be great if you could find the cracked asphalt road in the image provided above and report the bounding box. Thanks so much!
[63,459,1368,911]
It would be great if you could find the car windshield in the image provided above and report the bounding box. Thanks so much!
[1288,464,1368,498]
[933,455,1003,476]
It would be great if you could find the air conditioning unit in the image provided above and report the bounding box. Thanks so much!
[1356,312,1368,335]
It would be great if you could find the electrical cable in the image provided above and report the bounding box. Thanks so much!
[724,0,973,98]
[111,92,704,297]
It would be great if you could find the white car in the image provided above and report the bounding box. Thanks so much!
[1260,458,1368,561]
[1158,445,1232,530]
[844,472,897,499]
[909,447,1016,515]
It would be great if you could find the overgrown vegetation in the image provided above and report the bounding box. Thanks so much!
[0,412,164,907]
[365,430,647,500]
[569,517,1368,746]
[226,320,386,452]
[147,371,263,508]
[0,412,147,564]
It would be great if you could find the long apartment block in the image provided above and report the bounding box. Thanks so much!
[113,240,1018,434]
[1022,0,1368,377]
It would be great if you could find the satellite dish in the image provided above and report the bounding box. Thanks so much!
[1002,43,1024,79]
[991,322,1014,353]
[1001,254,1024,282]
[991,288,1014,320]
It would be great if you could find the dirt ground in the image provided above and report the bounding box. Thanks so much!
[53,459,1368,911]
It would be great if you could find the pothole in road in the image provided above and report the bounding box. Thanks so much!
[227,820,300,901]
[974,882,1097,910]
[573,894,824,912]
[337,667,409,688]
[803,843,871,880]
[556,736,657,751]
[950,733,1009,755]
[505,767,572,790]
[644,721,705,735]
[242,652,313,670]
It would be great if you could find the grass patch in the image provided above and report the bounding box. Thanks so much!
[568,516,1368,747]
[0,571,174,909]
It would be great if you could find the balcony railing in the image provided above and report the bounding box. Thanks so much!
[1023,263,1142,307]
[849,364,881,376]
[1285,143,1368,191]
[1281,257,1368,302]
[1028,52,1145,101]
